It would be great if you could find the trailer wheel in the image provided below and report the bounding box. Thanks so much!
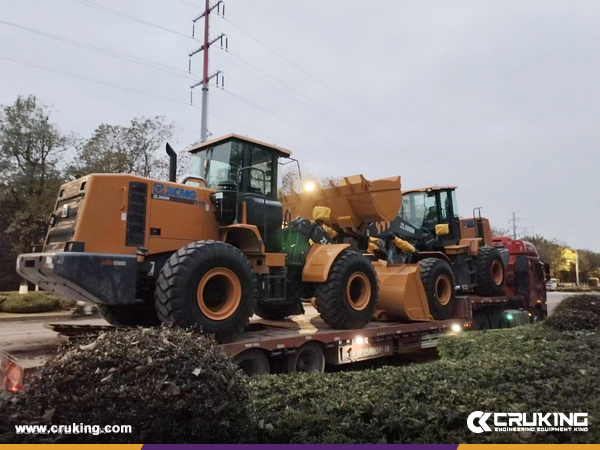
[235,349,270,376]
[473,312,491,330]
[255,269,305,320]
[315,250,378,329]
[154,240,256,343]
[418,258,457,320]
[285,341,325,373]
[475,246,506,296]
[98,304,160,327]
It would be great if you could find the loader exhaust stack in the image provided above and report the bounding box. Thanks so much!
[166,143,177,182]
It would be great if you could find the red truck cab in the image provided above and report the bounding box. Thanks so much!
[493,236,548,321]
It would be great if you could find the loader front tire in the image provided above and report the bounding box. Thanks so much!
[475,246,505,296]
[98,304,160,327]
[419,258,457,320]
[315,250,378,329]
[154,240,256,343]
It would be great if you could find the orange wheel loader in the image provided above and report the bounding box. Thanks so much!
[16,134,454,342]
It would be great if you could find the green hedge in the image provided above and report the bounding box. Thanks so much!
[0,292,75,313]
[546,294,600,331]
[249,325,599,444]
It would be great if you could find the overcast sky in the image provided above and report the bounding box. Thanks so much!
[1,0,598,251]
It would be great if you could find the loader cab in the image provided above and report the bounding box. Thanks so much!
[187,134,292,252]
[400,187,461,244]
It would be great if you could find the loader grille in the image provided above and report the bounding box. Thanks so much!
[125,182,147,247]
[44,177,88,252]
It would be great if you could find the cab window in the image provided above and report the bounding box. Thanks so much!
[247,145,276,198]
[189,140,243,189]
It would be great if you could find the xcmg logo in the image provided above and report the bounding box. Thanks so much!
[153,183,197,200]
[467,411,588,433]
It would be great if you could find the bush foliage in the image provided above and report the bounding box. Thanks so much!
[0,292,75,313]
[0,327,254,444]
[2,294,599,444]
[249,324,599,444]
[546,294,600,331]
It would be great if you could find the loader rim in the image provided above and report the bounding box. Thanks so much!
[491,260,503,285]
[197,268,242,321]
[346,272,371,311]
[435,273,452,306]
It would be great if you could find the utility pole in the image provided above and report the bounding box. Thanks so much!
[189,0,227,142]
[508,212,521,239]
[575,251,580,286]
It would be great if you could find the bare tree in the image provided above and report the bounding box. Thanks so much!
[69,116,174,179]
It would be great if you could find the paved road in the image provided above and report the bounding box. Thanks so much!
[0,315,109,367]
[546,291,570,316]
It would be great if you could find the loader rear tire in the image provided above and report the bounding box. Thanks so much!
[315,250,378,329]
[419,258,457,320]
[154,240,256,343]
[98,304,160,327]
[475,246,506,296]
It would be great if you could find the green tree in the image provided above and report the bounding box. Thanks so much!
[521,234,564,277]
[69,116,174,179]
[0,96,67,290]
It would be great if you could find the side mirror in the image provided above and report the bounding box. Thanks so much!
[435,224,450,236]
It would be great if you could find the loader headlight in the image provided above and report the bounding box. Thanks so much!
[304,181,316,192]
[451,323,462,333]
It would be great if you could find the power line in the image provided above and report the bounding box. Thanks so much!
[0,20,195,80]
[73,0,194,40]
[218,15,575,227]
[0,89,204,136]
[0,55,190,107]
[55,3,553,226]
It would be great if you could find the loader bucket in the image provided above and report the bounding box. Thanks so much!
[371,261,433,322]
[282,175,402,232]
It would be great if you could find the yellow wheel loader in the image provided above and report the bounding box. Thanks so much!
[367,186,509,296]
[16,134,453,342]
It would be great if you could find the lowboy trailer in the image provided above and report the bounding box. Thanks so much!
[1,293,533,387]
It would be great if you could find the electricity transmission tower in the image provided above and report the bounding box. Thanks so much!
[189,0,227,142]
[508,211,522,239]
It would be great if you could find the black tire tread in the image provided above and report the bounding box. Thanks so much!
[154,240,256,342]
[419,257,457,320]
[475,246,506,296]
[315,250,378,329]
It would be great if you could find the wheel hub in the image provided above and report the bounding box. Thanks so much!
[197,268,241,321]
[346,272,371,311]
